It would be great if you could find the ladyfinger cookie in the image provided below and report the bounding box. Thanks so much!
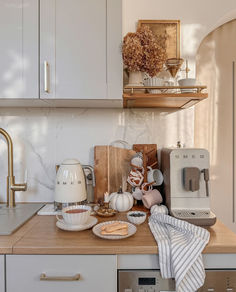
[101,229,128,236]
[101,222,120,231]
[104,223,128,233]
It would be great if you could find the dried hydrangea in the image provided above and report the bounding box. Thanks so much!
[122,26,167,77]
[122,32,143,72]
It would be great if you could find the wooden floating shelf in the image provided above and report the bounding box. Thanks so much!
[123,85,208,109]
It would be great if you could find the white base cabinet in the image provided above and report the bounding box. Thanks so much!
[0,256,4,292]
[6,255,117,292]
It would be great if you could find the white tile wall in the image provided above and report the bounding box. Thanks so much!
[0,107,194,202]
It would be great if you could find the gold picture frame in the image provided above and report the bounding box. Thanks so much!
[138,20,180,59]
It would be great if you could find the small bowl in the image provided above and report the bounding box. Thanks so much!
[60,205,91,226]
[127,211,147,225]
[178,78,196,93]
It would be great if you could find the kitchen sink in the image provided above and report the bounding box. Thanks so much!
[0,203,45,235]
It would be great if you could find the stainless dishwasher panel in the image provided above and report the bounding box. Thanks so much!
[199,270,236,292]
[118,270,176,292]
[118,269,236,292]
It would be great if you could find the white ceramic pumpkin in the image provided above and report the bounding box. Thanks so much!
[150,204,168,215]
[109,188,134,212]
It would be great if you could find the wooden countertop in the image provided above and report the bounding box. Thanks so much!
[0,213,234,255]
[0,216,39,254]
[12,213,157,255]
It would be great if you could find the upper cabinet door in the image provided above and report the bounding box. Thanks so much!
[0,0,38,99]
[40,0,122,100]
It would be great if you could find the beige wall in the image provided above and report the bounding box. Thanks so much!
[195,20,236,232]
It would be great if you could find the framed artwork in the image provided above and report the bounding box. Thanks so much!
[138,20,180,59]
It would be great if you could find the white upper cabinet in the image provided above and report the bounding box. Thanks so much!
[0,0,38,99]
[40,0,122,100]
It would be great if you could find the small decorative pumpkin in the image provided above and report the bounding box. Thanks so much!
[109,187,134,212]
[150,204,168,215]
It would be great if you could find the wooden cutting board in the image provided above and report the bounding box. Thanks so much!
[94,146,136,203]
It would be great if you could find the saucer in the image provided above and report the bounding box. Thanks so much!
[56,216,98,231]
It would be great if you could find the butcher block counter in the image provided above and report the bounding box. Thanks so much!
[0,213,236,255]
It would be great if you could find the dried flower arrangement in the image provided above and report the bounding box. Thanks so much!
[122,26,167,77]
[122,32,143,72]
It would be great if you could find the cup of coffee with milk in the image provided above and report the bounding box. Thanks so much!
[56,205,91,226]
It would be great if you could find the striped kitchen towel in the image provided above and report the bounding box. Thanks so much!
[149,209,210,292]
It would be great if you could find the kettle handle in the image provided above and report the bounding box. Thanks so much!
[55,165,60,173]
[82,165,96,187]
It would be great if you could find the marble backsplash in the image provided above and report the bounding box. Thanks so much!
[0,107,194,202]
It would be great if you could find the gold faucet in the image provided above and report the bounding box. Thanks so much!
[0,128,27,208]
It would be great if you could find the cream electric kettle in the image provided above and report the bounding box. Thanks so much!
[54,159,95,210]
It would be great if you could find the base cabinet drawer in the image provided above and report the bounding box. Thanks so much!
[6,255,117,292]
[0,255,4,292]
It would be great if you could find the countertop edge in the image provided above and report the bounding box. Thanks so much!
[2,215,236,255]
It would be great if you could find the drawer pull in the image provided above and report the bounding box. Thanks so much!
[44,61,49,93]
[40,273,80,281]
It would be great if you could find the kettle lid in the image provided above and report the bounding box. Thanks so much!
[61,159,80,165]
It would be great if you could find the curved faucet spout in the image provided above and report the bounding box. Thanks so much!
[0,128,27,208]
[0,128,14,177]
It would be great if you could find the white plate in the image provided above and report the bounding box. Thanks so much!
[56,216,98,231]
[92,220,137,240]
[180,89,197,93]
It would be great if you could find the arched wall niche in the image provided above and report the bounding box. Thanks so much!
[202,10,236,44]
[194,19,236,232]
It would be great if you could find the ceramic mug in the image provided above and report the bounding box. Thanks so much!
[144,76,164,94]
[132,187,143,200]
[131,152,143,168]
[56,205,91,226]
[127,169,144,187]
[141,182,153,193]
[147,166,164,186]
[142,189,163,209]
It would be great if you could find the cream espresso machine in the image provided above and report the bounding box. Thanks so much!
[161,148,216,226]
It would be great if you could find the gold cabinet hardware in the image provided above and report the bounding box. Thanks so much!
[40,273,80,281]
[44,61,49,93]
[0,128,27,207]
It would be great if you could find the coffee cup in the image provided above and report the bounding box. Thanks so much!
[132,187,143,200]
[142,189,163,209]
[56,205,91,226]
[127,169,144,187]
[147,166,164,186]
[131,152,143,168]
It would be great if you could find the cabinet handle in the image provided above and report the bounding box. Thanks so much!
[44,61,49,93]
[233,60,235,223]
[40,273,80,281]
